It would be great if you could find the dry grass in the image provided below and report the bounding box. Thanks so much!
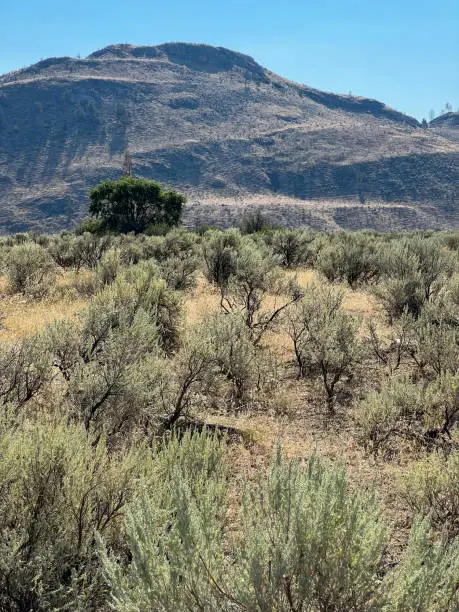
[183,274,221,327]
[0,296,88,341]
[0,272,89,341]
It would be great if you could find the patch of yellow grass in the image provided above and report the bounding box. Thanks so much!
[292,268,318,288]
[0,296,88,341]
[184,275,220,328]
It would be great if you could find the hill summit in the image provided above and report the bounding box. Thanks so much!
[0,42,458,232]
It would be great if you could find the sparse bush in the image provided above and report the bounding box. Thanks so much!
[0,333,52,414]
[269,228,315,268]
[240,209,271,234]
[78,232,113,268]
[355,373,459,456]
[288,283,363,413]
[219,237,303,344]
[6,243,56,297]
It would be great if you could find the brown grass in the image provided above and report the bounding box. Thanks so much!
[0,272,89,341]
[0,296,88,341]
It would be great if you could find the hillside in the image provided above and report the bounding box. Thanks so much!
[0,42,458,232]
[430,111,459,144]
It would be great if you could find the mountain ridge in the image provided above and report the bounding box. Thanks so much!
[0,42,458,233]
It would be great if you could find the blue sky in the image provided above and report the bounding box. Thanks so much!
[1,0,458,120]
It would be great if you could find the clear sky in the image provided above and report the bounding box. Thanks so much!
[1,0,458,120]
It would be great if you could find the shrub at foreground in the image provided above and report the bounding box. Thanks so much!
[101,443,459,612]
[0,420,148,611]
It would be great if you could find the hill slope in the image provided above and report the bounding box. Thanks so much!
[0,42,458,232]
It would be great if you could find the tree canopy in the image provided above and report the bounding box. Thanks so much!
[88,177,186,233]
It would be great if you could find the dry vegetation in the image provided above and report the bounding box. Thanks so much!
[0,225,458,610]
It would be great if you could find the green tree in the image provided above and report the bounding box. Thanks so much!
[88,177,185,233]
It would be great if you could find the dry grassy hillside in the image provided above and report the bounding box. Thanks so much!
[0,42,458,233]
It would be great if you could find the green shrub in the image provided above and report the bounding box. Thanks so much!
[288,283,363,413]
[153,228,201,291]
[145,222,173,236]
[101,447,389,611]
[372,236,454,321]
[78,232,113,269]
[355,374,459,456]
[75,217,106,235]
[199,313,267,405]
[45,274,212,438]
[315,233,379,286]
[268,228,315,268]
[6,243,56,297]
[404,305,459,377]
[401,452,459,537]
[202,228,241,287]
[381,518,459,611]
[49,234,85,269]
[0,419,146,611]
[96,246,123,286]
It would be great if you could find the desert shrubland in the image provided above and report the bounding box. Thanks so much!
[0,226,457,610]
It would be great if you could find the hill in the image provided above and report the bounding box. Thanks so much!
[0,42,458,232]
[430,111,459,144]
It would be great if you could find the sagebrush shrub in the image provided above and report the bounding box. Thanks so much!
[315,232,379,286]
[288,283,363,413]
[381,518,459,611]
[355,373,459,455]
[0,419,147,611]
[0,332,52,413]
[218,237,302,344]
[400,452,459,537]
[372,236,454,321]
[269,229,315,268]
[101,446,394,611]
[6,242,56,296]
[199,313,265,404]
[202,228,241,286]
